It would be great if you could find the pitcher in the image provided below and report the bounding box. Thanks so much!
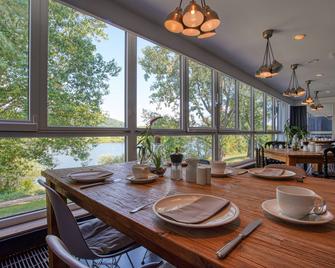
[185,158,198,183]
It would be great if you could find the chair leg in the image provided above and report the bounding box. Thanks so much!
[126,252,135,268]
[141,249,149,265]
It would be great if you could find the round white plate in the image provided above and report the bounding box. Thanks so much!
[68,169,113,183]
[127,174,158,184]
[153,194,239,228]
[248,168,296,179]
[262,199,334,225]
[211,169,234,177]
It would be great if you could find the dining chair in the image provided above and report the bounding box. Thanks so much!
[38,179,139,267]
[265,164,307,177]
[264,141,286,165]
[46,235,163,268]
[324,147,335,178]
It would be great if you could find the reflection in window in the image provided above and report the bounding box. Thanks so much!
[137,38,181,129]
[0,0,29,121]
[48,0,125,127]
[219,74,236,129]
[219,135,252,163]
[188,60,212,128]
[266,95,273,130]
[239,82,251,131]
[0,137,125,219]
[254,89,264,131]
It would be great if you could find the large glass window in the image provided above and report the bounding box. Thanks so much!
[266,95,273,130]
[0,137,125,219]
[137,38,181,129]
[48,1,125,127]
[188,59,213,128]
[255,134,273,147]
[238,82,251,131]
[274,99,280,131]
[254,89,264,131]
[219,135,252,163]
[0,0,29,121]
[219,74,236,129]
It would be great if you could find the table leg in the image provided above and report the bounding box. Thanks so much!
[46,179,69,268]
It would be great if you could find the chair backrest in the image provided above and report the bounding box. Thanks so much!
[324,147,335,158]
[38,179,95,259]
[46,235,87,268]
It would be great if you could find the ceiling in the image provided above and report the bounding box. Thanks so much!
[112,0,335,98]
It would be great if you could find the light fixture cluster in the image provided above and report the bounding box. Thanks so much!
[301,80,314,105]
[310,91,324,111]
[255,30,283,78]
[164,0,221,39]
[282,64,305,97]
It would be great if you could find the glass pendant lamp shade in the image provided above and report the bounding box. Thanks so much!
[302,80,314,105]
[270,60,283,77]
[164,7,184,33]
[182,27,201,36]
[283,64,305,97]
[258,65,272,78]
[198,30,216,39]
[200,5,220,32]
[295,86,306,97]
[182,0,204,27]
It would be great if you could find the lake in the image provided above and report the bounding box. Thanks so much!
[52,142,125,168]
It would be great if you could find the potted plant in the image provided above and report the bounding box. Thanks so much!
[150,144,166,176]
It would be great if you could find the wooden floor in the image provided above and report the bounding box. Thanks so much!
[0,245,172,268]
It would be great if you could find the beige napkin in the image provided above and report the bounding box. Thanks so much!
[255,168,285,177]
[159,196,230,224]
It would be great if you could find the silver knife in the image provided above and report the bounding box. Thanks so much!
[216,219,262,259]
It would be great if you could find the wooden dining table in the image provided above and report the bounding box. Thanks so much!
[264,148,332,172]
[42,162,335,268]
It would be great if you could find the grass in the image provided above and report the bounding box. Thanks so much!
[0,198,46,219]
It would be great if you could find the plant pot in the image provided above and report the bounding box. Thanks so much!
[150,167,166,176]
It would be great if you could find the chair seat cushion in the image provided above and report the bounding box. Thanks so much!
[79,218,135,255]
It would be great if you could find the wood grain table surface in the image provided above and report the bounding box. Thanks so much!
[42,162,335,268]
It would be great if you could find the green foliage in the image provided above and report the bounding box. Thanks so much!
[98,154,124,165]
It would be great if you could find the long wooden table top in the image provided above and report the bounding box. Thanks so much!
[42,163,335,268]
[264,148,324,156]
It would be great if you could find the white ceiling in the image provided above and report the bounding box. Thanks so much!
[112,0,335,98]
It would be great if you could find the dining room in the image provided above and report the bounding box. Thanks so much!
[0,0,335,267]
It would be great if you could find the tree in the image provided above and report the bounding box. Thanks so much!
[0,0,122,192]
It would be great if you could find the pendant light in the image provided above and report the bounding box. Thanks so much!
[164,0,221,39]
[182,0,204,27]
[301,80,315,105]
[200,1,221,32]
[255,29,283,79]
[164,1,184,33]
[282,64,305,97]
[310,91,323,111]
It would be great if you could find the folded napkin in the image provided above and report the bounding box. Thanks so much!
[255,168,285,177]
[159,196,230,224]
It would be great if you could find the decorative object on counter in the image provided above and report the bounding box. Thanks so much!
[170,148,183,180]
[291,134,300,151]
[150,135,166,176]
[137,117,162,164]
[283,120,308,147]
[302,141,309,151]
[308,141,315,152]
[185,158,198,183]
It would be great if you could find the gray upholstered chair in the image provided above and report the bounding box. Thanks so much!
[46,235,163,268]
[38,179,138,267]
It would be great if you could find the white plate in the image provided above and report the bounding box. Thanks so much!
[248,168,296,179]
[126,174,158,184]
[153,194,239,228]
[211,169,234,177]
[68,169,113,183]
[262,199,334,225]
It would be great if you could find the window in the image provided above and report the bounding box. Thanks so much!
[188,59,213,128]
[0,0,29,121]
[274,99,280,131]
[0,137,125,219]
[219,135,252,163]
[254,89,264,131]
[219,73,236,129]
[238,82,251,131]
[266,95,273,130]
[48,1,126,127]
[137,37,181,129]
[255,134,273,147]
